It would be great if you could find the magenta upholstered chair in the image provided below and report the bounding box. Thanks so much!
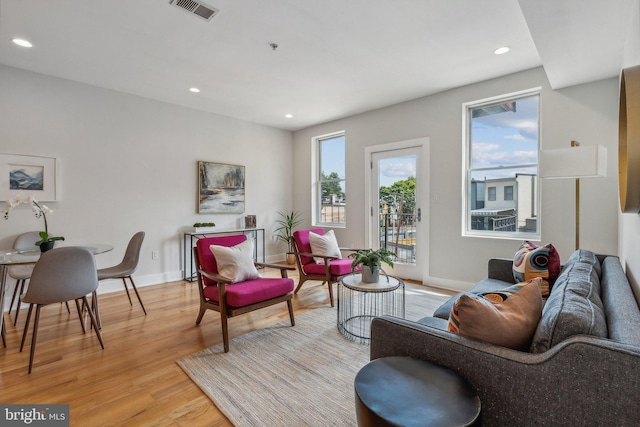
[194,234,295,352]
[292,228,361,307]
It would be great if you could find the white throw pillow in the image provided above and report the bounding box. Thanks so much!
[209,238,260,283]
[308,230,342,264]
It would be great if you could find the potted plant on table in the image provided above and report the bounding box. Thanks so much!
[274,211,302,264]
[349,248,394,283]
[2,195,65,252]
[193,222,216,233]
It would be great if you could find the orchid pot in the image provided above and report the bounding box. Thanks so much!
[2,195,65,250]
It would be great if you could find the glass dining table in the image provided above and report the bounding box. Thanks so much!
[0,243,113,336]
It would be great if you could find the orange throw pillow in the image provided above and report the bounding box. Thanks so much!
[448,278,543,351]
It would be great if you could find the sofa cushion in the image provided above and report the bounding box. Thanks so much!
[433,278,514,320]
[563,249,602,278]
[447,278,543,351]
[416,316,450,331]
[303,258,353,276]
[513,241,561,298]
[203,277,294,307]
[530,254,607,353]
[600,256,640,346]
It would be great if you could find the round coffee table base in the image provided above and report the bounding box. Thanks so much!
[337,274,405,345]
[355,357,481,427]
[338,314,377,342]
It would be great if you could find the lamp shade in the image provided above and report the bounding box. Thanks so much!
[539,145,607,179]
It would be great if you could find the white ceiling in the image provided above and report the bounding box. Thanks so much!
[0,0,635,131]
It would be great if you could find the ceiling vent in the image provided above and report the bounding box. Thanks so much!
[170,0,219,21]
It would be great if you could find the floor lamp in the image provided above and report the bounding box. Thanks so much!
[539,141,607,250]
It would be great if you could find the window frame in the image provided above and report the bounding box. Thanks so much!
[461,87,542,240]
[312,131,346,228]
[487,187,497,201]
[504,185,514,201]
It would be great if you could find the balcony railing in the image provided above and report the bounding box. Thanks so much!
[321,203,345,224]
[380,212,416,264]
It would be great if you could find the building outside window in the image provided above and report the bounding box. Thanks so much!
[314,132,346,226]
[463,89,540,237]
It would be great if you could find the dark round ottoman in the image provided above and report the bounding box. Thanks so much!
[354,356,481,427]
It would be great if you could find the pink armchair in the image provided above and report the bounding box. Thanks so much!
[292,228,361,307]
[194,234,295,352]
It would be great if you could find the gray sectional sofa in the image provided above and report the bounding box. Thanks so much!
[369,250,640,426]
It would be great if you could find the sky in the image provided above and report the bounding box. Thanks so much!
[470,94,539,180]
[378,156,415,187]
[320,134,416,188]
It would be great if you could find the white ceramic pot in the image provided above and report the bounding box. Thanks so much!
[361,266,380,283]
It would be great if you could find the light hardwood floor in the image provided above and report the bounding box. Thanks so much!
[0,268,452,426]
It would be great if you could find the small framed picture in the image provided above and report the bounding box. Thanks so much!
[0,154,58,201]
[245,215,256,228]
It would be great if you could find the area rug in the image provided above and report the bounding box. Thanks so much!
[177,284,451,427]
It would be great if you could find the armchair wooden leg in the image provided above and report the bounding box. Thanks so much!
[287,299,295,326]
[220,313,230,353]
[294,277,306,294]
[195,304,207,325]
[327,281,335,307]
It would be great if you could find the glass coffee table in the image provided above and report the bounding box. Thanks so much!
[337,273,405,344]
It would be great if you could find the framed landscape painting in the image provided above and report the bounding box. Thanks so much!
[0,154,58,201]
[198,161,245,214]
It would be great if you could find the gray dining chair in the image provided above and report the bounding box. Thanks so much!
[19,246,104,373]
[8,231,41,325]
[97,231,146,315]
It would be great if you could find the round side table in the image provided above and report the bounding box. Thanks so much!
[337,273,404,344]
[355,356,481,427]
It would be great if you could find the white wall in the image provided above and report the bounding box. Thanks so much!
[293,67,619,291]
[0,65,293,302]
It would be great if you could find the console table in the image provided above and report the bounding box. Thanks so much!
[182,228,265,281]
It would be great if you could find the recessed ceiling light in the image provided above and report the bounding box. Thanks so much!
[285,114,293,118]
[12,38,33,48]
[494,46,510,55]
[189,87,201,93]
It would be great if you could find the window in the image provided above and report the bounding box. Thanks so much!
[463,89,540,237]
[488,187,496,201]
[504,186,514,201]
[314,132,346,226]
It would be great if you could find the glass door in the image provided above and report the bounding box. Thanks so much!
[371,146,422,281]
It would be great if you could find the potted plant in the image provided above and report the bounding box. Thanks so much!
[1,195,65,252]
[274,211,302,264]
[349,248,394,283]
[193,222,216,233]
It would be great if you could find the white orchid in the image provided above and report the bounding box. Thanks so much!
[1,194,64,246]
